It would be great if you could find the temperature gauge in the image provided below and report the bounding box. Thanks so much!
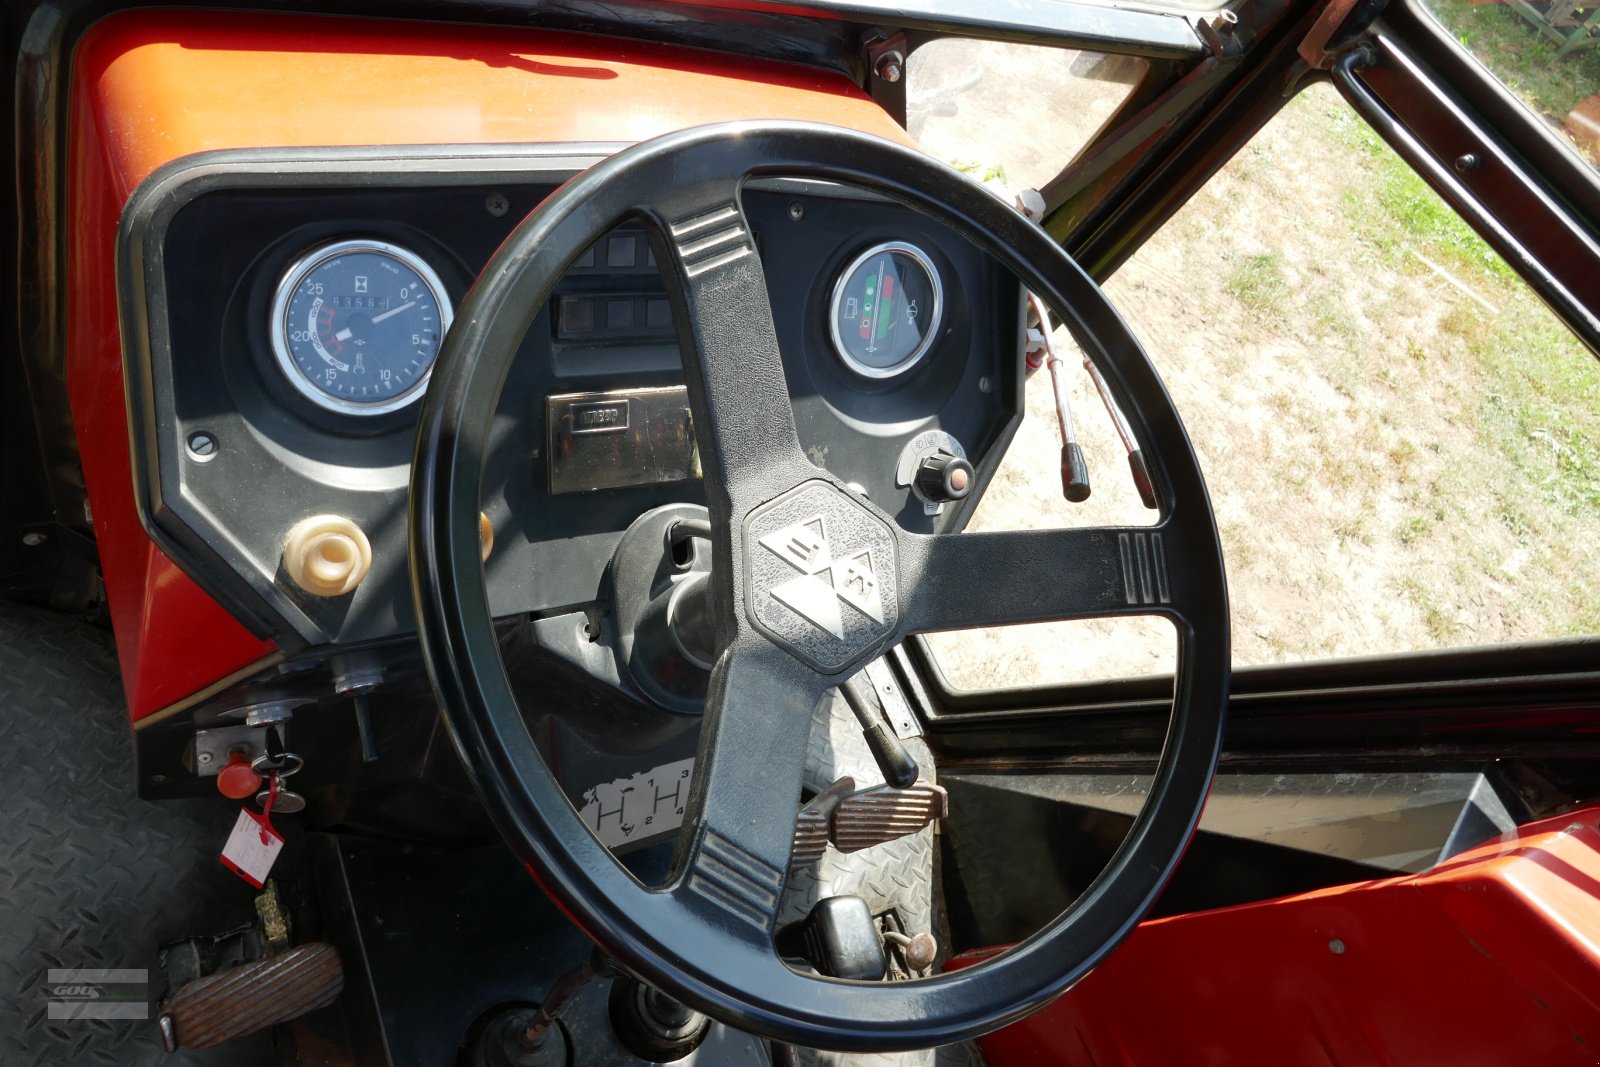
[827,241,943,379]
[270,238,452,416]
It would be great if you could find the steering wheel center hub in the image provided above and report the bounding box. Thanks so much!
[743,480,899,673]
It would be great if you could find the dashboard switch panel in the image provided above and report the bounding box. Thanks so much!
[546,387,701,494]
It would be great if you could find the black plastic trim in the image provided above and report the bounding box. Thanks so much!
[922,637,1600,766]
[731,0,1204,58]
[116,144,619,645]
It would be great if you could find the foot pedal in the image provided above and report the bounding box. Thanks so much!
[790,782,948,866]
[159,941,343,1051]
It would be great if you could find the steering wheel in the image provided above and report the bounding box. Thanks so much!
[409,121,1229,1051]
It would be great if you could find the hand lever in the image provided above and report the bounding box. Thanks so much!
[841,674,919,788]
[1079,354,1159,510]
[1027,293,1091,503]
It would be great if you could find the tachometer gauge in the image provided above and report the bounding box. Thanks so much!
[828,241,943,379]
[270,239,452,416]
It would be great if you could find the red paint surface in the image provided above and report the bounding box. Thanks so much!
[66,9,903,720]
[953,809,1600,1065]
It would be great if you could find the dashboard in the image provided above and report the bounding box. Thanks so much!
[122,147,1025,655]
[118,145,1026,809]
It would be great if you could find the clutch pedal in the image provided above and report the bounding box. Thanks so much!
[791,781,948,867]
[159,940,344,1051]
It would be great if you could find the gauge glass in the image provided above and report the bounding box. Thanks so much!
[270,239,452,416]
[828,241,944,379]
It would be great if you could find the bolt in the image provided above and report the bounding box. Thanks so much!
[1211,9,1239,34]
[1329,938,1346,954]
[21,531,47,547]
[186,431,218,460]
[1454,153,1481,173]
[787,201,805,222]
[485,192,511,217]
[875,50,904,83]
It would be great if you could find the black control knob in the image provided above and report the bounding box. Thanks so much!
[913,451,974,503]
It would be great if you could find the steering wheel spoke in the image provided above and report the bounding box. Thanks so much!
[642,185,810,504]
[899,524,1194,634]
[674,641,828,935]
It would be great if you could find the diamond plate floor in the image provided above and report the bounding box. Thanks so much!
[0,602,275,1065]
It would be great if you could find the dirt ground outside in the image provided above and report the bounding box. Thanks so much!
[908,45,1600,690]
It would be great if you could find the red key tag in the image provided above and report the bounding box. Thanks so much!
[220,806,284,888]
[258,771,280,845]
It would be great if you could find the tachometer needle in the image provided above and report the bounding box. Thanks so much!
[370,300,417,325]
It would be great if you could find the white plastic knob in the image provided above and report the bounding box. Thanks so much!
[282,515,372,597]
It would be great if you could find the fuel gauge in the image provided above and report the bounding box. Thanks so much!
[828,241,943,379]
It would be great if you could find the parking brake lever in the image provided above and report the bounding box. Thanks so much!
[840,673,919,788]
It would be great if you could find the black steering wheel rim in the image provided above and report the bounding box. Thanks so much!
[409,120,1229,1051]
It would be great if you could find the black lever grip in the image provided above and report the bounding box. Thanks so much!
[1128,449,1158,510]
[840,675,919,789]
[1061,443,1091,503]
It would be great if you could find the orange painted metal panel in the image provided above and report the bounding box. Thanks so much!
[952,810,1600,1065]
[66,9,903,720]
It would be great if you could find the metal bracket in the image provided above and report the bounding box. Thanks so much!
[1196,10,1242,57]
[862,31,909,124]
[864,657,921,739]
[864,32,908,84]
[192,724,265,778]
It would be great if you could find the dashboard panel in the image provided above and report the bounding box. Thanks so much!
[70,7,915,724]
[120,147,1026,653]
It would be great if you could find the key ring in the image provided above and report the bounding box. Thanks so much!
[250,751,305,778]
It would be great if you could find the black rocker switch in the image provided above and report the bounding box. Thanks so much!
[781,896,887,981]
[913,450,975,504]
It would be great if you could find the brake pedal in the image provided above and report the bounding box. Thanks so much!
[159,941,343,1051]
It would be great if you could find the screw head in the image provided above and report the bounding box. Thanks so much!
[197,751,213,764]
[20,531,47,547]
[1454,153,1481,173]
[186,431,218,461]
[787,201,805,222]
[485,193,511,217]
[1329,938,1346,954]
[875,50,905,83]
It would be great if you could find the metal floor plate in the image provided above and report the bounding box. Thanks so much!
[0,602,274,1066]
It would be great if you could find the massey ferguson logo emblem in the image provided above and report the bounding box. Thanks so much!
[759,516,885,639]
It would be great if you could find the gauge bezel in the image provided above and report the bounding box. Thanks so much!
[269,238,454,417]
[827,240,945,380]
